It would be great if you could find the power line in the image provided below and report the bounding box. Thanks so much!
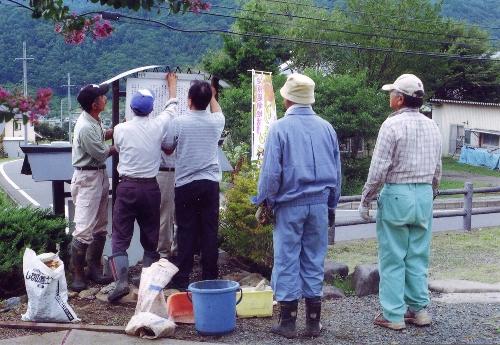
[114,13,500,62]
[192,9,480,49]
[210,2,499,41]
[3,2,498,62]
[260,0,500,30]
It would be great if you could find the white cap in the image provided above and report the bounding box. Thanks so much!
[280,73,315,105]
[382,74,425,98]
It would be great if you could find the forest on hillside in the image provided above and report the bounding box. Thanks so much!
[0,0,498,106]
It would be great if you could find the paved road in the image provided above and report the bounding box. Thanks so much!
[2,159,500,247]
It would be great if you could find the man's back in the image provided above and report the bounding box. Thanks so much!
[114,116,167,178]
[257,105,341,208]
[169,110,225,187]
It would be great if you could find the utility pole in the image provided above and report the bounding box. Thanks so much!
[61,73,75,143]
[14,41,34,145]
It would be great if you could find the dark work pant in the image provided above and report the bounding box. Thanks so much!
[173,179,219,287]
[112,179,161,259]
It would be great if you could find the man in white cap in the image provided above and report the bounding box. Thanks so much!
[107,73,178,302]
[359,74,442,330]
[253,73,341,338]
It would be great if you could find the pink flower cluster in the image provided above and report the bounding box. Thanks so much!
[55,14,113,45]
[0,86,53,124]
[188,0,211,13]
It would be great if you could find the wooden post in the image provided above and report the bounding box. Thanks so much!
[463,181,473,231]
[111,80,120,206]
[51,181,65,217]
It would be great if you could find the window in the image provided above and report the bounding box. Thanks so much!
[340,138,365,153]
[481,133,499,147]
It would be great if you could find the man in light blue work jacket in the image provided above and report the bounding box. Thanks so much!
[253,73,342,339]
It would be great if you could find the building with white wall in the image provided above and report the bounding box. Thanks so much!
[430,99,500,155]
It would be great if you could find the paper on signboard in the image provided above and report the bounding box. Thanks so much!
[125,73,208,120]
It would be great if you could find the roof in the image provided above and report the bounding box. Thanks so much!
[468,128,500,136]
[430,99,500,107]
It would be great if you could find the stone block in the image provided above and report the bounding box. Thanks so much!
[352,264,379,297]
[324,260,349,280]
[323,285,346,299]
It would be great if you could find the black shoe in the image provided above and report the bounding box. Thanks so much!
[271,300,298,339]
[304,297,322,337]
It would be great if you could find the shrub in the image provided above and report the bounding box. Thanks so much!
[341,157,372,196]
[219,164,273,274]
[0,192,69,298]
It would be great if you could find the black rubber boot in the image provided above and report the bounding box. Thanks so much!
[271,300,298,339]
[304,297,322,337]
[131,251,159,287]
[70,239,88,292]
[86,235,113,284]
[108,254,130,303]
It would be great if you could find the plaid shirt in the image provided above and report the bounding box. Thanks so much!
[361,107,442,207]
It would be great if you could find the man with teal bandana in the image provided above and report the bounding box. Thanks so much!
[359,74,442,330]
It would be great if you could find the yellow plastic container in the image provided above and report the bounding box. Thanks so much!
[236,287,274,318]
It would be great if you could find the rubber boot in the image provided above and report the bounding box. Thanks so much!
[131,251,159,287]
[70,239,88,292]
[86,235,113,284]
[271,300,298,339]
[108,254,130,303]
[304,297,322,337]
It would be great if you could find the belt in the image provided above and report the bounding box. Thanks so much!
[159,167,175,172]
[75,165,106,171]
[120,176,157,183]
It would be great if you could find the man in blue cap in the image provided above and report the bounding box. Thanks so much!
[108,73,178,302]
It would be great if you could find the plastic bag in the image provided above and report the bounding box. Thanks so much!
[21,248,79,323]
[125,259,178,339]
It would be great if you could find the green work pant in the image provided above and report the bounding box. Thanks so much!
[376,183,433,323]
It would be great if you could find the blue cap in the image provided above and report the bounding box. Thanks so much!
[130,89,154,116]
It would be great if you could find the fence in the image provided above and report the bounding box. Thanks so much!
[331,182,500,244]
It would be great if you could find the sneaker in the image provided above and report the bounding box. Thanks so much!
[405,309,432,326]
[373,313,406,330]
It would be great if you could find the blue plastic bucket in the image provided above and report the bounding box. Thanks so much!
[188,280,242,335]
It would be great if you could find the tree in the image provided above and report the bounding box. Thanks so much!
[8,0,211,44]
[289,0,499,102]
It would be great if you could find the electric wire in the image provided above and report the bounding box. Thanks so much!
[260,0,500,30]
[209,2,499,41]
[114,12,500,62]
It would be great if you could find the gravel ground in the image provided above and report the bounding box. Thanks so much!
[1,293,499,344]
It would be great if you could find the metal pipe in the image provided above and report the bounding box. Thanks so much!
[463,182,473,231]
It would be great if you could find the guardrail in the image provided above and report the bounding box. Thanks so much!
[330,182,500,244]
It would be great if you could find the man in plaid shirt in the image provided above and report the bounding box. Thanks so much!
[359,74,442,330]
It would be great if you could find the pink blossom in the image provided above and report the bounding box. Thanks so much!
[0,87,10,101]
[54,23,63,33]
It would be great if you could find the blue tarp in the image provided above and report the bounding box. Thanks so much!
[459,146,500,170]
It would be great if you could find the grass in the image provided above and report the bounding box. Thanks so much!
[442,156,500,177]
[328,227,500,284]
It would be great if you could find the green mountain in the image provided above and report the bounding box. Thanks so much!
[0,0,498,101]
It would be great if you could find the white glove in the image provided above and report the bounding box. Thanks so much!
[358,204,375,222]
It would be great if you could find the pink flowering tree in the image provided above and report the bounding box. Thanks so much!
[27,0,211,45]
[0,87,53,125]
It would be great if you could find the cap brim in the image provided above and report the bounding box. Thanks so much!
[97,83,110,95]
[381,84,395,91]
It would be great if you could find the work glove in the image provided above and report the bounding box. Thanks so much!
[328,208,335,227]
[358,203,375,222]
[255,204,274,225]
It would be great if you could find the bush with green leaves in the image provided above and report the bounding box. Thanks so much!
[0,192,69,298]
[219,164,273,274]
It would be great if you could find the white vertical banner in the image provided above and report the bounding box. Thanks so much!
[251,70,277,161]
